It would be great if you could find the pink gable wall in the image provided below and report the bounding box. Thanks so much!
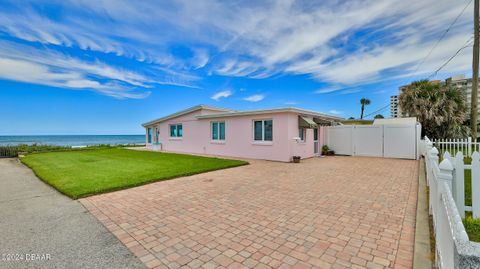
[145,109,323,162]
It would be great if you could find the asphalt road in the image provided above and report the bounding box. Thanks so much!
[0,158,146,269]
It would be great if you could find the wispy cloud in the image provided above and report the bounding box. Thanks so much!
[0,0,474,97]
[328,109,343,115]
[339,88,362,95]
[374,89,387,94]
[315,87,343,94]
[0,40,200,98]
[243,94,265,102]
[211,89,232,101]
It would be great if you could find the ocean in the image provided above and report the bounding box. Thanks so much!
[0,135,145,147]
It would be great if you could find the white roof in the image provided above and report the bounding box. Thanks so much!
[373,117,417,126]
[143,105,344,127]
[142,105,232,126]
[196,107,343,121]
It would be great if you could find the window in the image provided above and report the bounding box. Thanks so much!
[211,121,225,141]
[147,128,152,143]
[169,124,183,138]
[253,120,273,142]
[314,128,318,141]
[298,128,305,142]
[155,127,159,143]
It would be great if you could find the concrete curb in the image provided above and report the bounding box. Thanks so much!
[413,158,434,268]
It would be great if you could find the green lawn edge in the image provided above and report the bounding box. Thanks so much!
[20,148,248,199]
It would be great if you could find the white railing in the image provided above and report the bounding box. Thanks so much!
[432,137,479,157]
[423,136,480,268]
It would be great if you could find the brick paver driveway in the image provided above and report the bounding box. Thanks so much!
[81,156,418,269]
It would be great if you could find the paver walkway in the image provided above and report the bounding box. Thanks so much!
[81,156,418,269]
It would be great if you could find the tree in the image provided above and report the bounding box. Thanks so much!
[399,80,469,138]
[374,114,384,119]
[360,98,371,119]
[348,117,355,120]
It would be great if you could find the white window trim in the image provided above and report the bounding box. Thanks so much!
[252,119,273,144]
[211,121,226,143]
[147,127,153,144]
[298,128,306,143]
[169,123,183,139]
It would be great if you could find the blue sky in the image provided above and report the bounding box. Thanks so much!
[0,0,475,135]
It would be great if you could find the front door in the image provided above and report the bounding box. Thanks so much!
[314,128,319,155]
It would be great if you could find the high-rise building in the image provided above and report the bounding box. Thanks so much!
[390,85,408,118]
[390,95,400,118]
[445,75,480,116]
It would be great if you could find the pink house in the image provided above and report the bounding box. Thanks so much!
[142,105,343,162]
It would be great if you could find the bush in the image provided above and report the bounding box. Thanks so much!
[0,144,71,157]
[0,143,145,158]
[321,145,329,155]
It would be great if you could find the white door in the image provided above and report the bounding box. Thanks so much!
[314,128,319,155]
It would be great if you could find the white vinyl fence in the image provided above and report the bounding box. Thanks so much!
[325,123,420,159]
[432,137,480,157]
[423,137,480,268]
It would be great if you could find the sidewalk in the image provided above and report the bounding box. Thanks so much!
[0,158,145,269]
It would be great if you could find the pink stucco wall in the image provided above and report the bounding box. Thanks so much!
[145,109,323,162]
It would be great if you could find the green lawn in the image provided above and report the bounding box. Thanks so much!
[21,148,248,199]
[461,157,480,242]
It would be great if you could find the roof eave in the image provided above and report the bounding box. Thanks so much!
[196,107,343,121]
[142,105,232,127]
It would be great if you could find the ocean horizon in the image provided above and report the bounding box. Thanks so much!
[0,135,145,147]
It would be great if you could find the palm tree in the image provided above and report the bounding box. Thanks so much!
[360,98,371,119]
[399,80,469,138]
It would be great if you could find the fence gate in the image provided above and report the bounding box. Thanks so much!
[324,124,420,160]
[324,125,354,155]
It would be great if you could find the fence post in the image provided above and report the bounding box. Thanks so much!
[429,147,439,215]
[430,147,439,172]
[436,159,454,269]
[469,137,473,157]
[443,151,451,163]
[425,140,433,187]
[438,158,454,192]
[454,151,466,218]
[472,152,480,218]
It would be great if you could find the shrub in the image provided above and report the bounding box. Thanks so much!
[321,145,329,155]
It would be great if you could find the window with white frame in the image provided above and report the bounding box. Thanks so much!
[169,124,183,138]
[211,121,225,141]
[253,120,273,141]
[298,128,305,142]
[147,128,152,143]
